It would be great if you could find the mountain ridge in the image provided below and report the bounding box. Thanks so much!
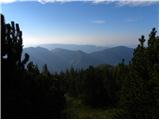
[23,45,133,72]
[36,43,109,53]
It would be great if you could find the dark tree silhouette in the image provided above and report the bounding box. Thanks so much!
[1,14,66,118]
[119,28,159,118]
[1,14,30,118]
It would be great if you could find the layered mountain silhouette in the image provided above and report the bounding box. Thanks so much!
[37,44,108,53]
[23,45,133,72]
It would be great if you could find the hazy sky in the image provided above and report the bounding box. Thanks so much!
[1,0,159,47]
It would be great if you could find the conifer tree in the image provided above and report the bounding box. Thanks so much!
[1,14,66,118]
[120,28,159,118]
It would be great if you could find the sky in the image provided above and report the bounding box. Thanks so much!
[0,0,159,47]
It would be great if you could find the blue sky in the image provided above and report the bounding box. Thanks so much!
[1,0,159,47]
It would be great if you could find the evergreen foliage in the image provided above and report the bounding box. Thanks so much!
[1,14,66,118]
[119,28,159,118]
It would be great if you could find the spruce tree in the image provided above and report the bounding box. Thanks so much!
[120,28,159,118]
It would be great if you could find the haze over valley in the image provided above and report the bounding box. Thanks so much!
[24,44,133,72]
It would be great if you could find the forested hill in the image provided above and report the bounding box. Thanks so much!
[23,46,133,72]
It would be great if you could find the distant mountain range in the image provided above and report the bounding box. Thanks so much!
[23,45,133,73]
[37,44,108,53]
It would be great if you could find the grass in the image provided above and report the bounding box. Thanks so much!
[63,95,124,119]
